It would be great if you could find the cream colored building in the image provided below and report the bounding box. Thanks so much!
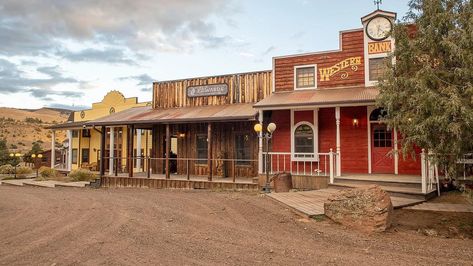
[47,91,154,173]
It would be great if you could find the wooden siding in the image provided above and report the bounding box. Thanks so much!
[153,71,272,108]
[150,122,258,178]
[274,30,365,92]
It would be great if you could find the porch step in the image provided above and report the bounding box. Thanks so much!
[334,177,421,189]
[329,181,433,200]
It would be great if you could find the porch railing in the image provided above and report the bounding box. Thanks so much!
[262,150,339,182]
[421,149,440,195]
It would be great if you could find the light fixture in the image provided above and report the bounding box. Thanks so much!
[267,123,277,133]
[9,153,14,157]
[352,117,359,127]
[37,154,43,158]
[253,123,262,133]
[178,133,186,138]
[31,154,36,158]
[15,153,21,157]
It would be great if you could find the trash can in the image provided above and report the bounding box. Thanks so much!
[272,172,293,193]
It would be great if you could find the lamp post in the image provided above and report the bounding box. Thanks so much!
[31,153,43,178]
[9,153,22,179]
[254,122,277,193]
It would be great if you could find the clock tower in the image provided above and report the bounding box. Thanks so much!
[361,9,397,87]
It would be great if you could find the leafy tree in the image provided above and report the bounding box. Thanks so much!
[378,0,473,177]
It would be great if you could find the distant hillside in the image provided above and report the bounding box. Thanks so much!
[0,107,72,153]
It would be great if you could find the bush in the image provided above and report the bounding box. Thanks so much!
[15,166,33,178]
[68,168,96,182]
[0,164,14,174]
[38,166,58,180]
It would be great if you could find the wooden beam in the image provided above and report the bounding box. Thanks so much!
[99,126,106,177]
[165,124,170,179]
[130,125,134,177]
[207,123,213,181]
[151,126,158,174]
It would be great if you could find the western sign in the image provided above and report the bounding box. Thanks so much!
[319,57,362,81]
[187,84,229,98]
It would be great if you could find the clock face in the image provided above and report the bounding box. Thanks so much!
[366,16,392,41]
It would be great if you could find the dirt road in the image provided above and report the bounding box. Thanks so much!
[0,186,471,265]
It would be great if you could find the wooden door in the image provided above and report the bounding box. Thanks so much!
[371,124,394,174]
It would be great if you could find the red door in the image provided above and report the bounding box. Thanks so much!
[371,124,394,174]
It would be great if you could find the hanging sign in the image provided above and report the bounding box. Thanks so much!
[187,83,228,98]
[319,57,362,81]
[368,41,392,54]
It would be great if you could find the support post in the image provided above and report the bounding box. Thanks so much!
[165,124,170,179]
[421,149,427,194]
[258,110,264,174]
[394,127,399,175]
[329,148,334,184]
[207,123,213,181]
[129,125,134,177]
[99,126,106,177]
[67,130,72,171]
[151,126,158,174]
[335,107,341,177]
[109,127,114,176]
[136,129,142,171]
[51,130,56,168]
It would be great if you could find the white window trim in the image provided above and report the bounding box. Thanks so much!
[290,110,319,161]
[294,64,318,90]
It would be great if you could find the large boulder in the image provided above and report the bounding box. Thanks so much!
[324,185,393,233]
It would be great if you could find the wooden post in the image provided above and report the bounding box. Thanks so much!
[99,126,106,177]
[186,159,190,180]
[51,130,56,168]
[127,125,135,178]
[147,156,151,178]
[232,160,236,183]
[165,124,170,179]
[151,126,158,174]
[207,123,213,181]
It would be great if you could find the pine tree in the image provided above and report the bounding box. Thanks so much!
[378,0,473,177]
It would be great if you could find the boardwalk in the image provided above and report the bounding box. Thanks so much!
[267,188,425,217]
[405,203,473,213]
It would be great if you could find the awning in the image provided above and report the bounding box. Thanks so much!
[45,121,90,130]
[253,86,379,109]
[85,103,258,126]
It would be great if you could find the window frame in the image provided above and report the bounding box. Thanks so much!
[195,134,208,165]
[81,148,90,163]
[72,148,78,164]
[72,130,79,138]
[294,64,318,90]
[368,57,387,81]
[82,129,91,138]
[291,120,318,161]
[234,133,252,166]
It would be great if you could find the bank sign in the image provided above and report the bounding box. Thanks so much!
[187,84,229,98]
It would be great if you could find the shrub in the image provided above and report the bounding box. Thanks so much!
[38,166,58,179]
[15,166,33,178]
[68,168,96,182]
[0,164,14,174]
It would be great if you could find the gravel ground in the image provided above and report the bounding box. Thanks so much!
[0,186,472,265]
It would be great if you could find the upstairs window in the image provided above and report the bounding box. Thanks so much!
[369,58,388,81]
[82,129,91,138]
[295,65,317,89]
[72,130,79,138]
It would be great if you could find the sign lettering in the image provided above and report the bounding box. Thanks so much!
[319,57,362,81]
[368,41,392,54]
[187,84,228,98]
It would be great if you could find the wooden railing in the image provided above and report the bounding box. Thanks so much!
[261,150,339,182]
[421,149,440,195]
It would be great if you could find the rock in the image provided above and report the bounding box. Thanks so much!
[324,185,393,233]
[423,228,438,237]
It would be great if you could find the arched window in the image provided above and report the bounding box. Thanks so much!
[369,108,387,122]
[294,124,314,154]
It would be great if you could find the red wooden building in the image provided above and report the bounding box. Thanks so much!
[254,9,431,191]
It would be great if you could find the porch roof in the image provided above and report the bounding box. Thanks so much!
[253,86,379,109]
[85,103,258,126]
[45,121,89,130]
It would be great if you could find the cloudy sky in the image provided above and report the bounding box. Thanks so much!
[0,0,410,110]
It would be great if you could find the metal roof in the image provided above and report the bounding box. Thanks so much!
[85,103,258,126]
[253,86,379,109]
[45,121,89,130]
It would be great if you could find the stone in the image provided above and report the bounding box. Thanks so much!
[324,185,393,233]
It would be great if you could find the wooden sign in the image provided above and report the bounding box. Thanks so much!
[368,41,392,54]
[187,84,228,98]
[319,57,362,81]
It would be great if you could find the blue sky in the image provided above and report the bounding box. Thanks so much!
[0,0,410,110]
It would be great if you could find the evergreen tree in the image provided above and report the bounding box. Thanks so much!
[378,0,473,177]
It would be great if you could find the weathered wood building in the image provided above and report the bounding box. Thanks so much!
[88,71,272,180]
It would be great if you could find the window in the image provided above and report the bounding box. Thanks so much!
[134,148,144,165]
[235,134,251,165]
[373,128,392,147]
[72,149,78,164]
[295,66,316,89]
[369,58,388,81]
[294,124,314,158]
[81,148,90,163]
[82,129,91,138]
[196,134,208,164]
[72,130,79,138]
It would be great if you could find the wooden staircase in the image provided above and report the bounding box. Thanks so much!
[329,175,437,201]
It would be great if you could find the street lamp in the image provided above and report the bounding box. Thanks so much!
[31,154,43,178]
[9,153,22,179]
[254,122,277,193]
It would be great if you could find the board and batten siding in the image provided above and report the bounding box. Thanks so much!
[153,71,273,109]
[274,30,365,92]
